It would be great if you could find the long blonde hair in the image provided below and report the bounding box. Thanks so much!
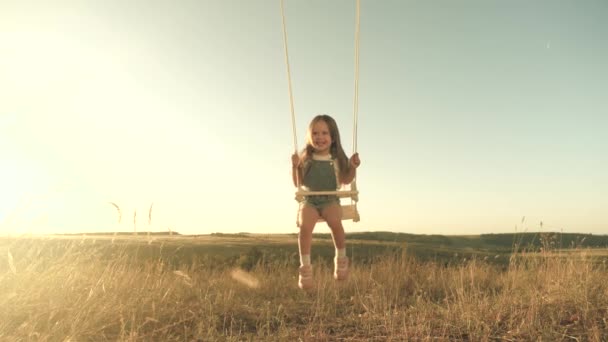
[298,114,349,182]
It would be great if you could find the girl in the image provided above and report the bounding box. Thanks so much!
[291,114,361,290]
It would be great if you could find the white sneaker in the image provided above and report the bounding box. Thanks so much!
[334,256,349,281]
[298,265,313,290]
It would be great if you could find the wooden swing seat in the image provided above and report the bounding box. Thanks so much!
[295,187,360,226]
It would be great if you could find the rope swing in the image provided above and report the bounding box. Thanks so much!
[281,0,362,225]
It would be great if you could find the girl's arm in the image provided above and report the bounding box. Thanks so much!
[292,166,302,187]
[340,153,360,185]
[291,153,302,187]
[341,167,356,185]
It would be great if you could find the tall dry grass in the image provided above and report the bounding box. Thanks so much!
[1,237,607,341]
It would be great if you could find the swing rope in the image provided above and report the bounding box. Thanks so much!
[280,0,298,154]
[281,0,360,155]
[281,0,361,223]
[350,0,360,204]
[352,0,360,155]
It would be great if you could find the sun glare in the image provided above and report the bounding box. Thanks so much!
[0,158,52,235]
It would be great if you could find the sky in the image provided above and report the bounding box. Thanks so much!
[1,0,607,236]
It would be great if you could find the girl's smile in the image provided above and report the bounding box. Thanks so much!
[310,120,332,155]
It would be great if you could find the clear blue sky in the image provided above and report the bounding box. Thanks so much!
[1,0,606,235]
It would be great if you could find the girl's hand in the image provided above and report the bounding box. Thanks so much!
[291,153,300,168]
[349,153,361,168]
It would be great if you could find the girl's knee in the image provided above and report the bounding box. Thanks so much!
[327,221,344,232]
[299,224,315,234]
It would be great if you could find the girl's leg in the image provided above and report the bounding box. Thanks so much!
[321,203,345,250]
[298,205,319,290]
[322,203,349,280]
[299,205,319,258]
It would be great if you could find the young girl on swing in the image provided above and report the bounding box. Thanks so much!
[291,114,361,290]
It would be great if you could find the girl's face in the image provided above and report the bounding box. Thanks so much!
[310,120,332,155]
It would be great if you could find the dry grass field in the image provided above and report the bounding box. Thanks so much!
[1,234,607,341]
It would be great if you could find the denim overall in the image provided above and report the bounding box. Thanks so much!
[301,156,340,213]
